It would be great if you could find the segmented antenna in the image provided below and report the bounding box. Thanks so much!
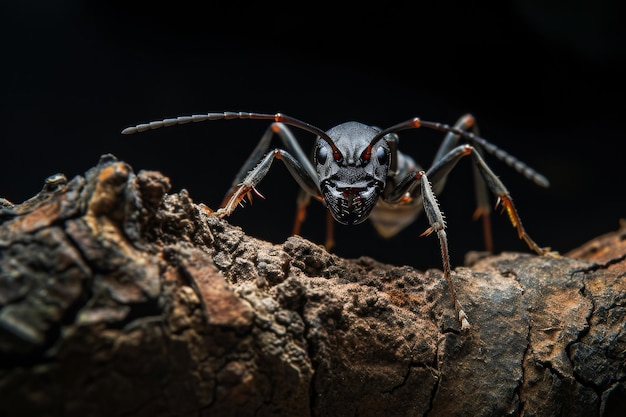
[120,113,228,134]
[121,111,343,158]
[370,118,550,188]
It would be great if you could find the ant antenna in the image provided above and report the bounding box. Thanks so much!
[122,111,344,159]
[369,117,549,188]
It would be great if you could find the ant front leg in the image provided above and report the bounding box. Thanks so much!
[221,123,317,206]
[218,122,323,217]
[420,171,471,330]
[217,146,322,217]
[220,122,335,249]
[394,170,471,330]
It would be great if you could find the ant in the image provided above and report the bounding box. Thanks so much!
[123,111,553,329]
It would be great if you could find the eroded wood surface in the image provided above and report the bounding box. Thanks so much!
[0,154,624,417]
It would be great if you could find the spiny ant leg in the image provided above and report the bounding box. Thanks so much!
[218,149,323,218]
[221,122,318,208]
[221,122,333,245]
[417,171,470,330]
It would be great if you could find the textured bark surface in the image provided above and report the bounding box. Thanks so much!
[0,154,624,417]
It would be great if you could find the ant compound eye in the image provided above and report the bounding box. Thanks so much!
[376,146,388,166]
[316,144,328,164]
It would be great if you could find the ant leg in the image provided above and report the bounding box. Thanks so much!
[218,149,322,217]
[221,122,332,247]
[418,171,470,330]
[292,188,335,251]
[382,167,471,328]
[471,162,494,252]
[468,148,553,255]
[221,123,318,208]
[292,189,310,237]
[436,145,550,255]
[220,123,326,237]
[432,114,493,252]
[325,211,335,251]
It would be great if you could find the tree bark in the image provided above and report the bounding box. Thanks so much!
[0,154,624,417]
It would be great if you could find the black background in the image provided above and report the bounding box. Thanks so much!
[2,1,625,270]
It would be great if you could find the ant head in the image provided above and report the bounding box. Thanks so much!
[314,122,391,225]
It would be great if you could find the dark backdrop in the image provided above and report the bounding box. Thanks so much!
[2,1,624,270]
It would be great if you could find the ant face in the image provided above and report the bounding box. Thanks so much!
[314,122,391,225]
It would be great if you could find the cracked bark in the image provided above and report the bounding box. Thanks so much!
[0,154,624,417]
